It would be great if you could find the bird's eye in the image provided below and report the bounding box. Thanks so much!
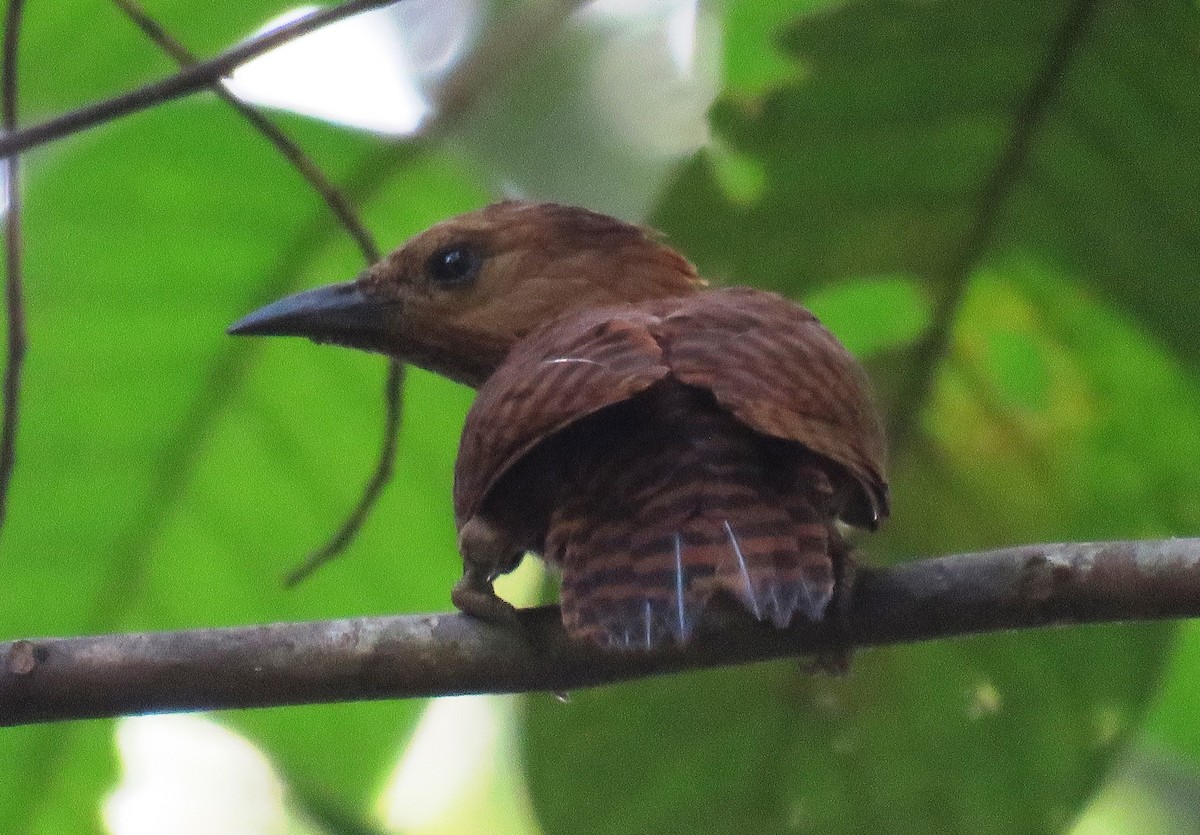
[426,244,482,287]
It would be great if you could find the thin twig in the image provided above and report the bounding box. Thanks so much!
[110,0,402,582]
[285,359,403,585]
[269,0,594,584]
[283,0,592,579]
[10,0,590,583]
[111,0,382,265]
[885,0,1099,452]
[2,538,1196,727]
[254,0,592,583]
[0,0,27,541]
[0,0,404,160]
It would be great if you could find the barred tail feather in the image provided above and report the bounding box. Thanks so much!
[554,479,835,649]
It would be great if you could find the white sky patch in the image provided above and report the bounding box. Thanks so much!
[0,159,8,216]
[220,0,715,218]
[226,1,480,135]
[665,1,699,75]
[380,696,500,831]
[582,0,702,73]
[586,0,717,160]
[380,558,544,833]
[104,714,288,835]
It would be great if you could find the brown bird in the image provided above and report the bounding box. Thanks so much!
[229,201,889,649]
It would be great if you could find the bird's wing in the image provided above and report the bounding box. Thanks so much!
[455,289,889,530]
[654,288,890,527]
[453,306,670,526]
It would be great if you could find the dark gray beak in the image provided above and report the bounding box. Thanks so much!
[228,281,395,354]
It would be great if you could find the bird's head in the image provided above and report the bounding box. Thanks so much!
[228,201,705,387]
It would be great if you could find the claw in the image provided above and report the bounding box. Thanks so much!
[455,515,527,634]
[451,565,522,631]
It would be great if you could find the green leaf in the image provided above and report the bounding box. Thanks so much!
[528,626,1163,835]
[1003,0,1200,368]
[803,275,931,358]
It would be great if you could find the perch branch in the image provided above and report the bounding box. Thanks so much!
[2,538,1197,727]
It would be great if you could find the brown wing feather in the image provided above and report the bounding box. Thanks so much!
[651,288,889,527]
[454,289,886,647]
[453,306,670,526]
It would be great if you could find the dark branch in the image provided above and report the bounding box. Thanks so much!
[2,538,1197,727]
[0,0,403,160]
[0,0,27,540]
[886,0,1099,450]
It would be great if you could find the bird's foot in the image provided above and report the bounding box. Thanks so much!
[451,566,523,631]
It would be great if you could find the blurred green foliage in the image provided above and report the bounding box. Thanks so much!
[2,0,1199,833]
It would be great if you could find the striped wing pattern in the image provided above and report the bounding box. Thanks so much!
[657,288,889,527]
[453,306,670,528]
[454,289,887,648]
